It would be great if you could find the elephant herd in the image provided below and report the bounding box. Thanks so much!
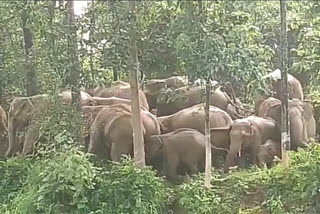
[0,69,317,180]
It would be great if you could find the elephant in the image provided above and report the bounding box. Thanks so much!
[257,139,281,168]
[258,97,310,149]
[158,103,233,134]
[143,76,188,110]
[60,90,95,106]
[88,103,160,161]
[255,69,304,113]
[0,105,7,138]
[81,105,107,152]
[158,103,233,166]
[224,116,280,173]
[156,85,247,118]
[302,101,316,140]
[83,96,149,110]
[6,94,50,157]
[86,81,149,110]
[145,128,207,180]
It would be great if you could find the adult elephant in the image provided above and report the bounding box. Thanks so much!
[145,128,207,180]
[255,69,304,112]
[156,85,247,118]
[6,94,50,157]
[158,103,232,134]
[86,81,149,110]
[158,103,232,166]
[259,98,309,150]
[81,105,107,153]
[143,76,188,110]
[224,116,279,173]
[88,103,160,161]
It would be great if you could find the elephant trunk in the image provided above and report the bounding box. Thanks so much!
[224,139,241,173]
[6,115,17,157]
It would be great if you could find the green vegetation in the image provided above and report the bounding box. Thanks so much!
[1,1,320,213]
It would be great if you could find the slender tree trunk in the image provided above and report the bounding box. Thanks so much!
[67,0,80,109]
[89,0,95,82]
[22,5,38,96]
[280,0,290,167]
[128,1,145,168]
[204,80,211,188]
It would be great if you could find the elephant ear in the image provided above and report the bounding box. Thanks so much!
[302,101,313,121]
[266,103,281,125]
[10,98,32,117]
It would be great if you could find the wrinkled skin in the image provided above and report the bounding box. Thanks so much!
[156,85,243,118]
[88,104,160,161]
[145,128,206,180]
[86,81,149,110]
[259,98,310,149]
[84,96,149,110]
[0,105,8,157]
[158,103,233,134]
[0,105,7,137]
[158,104,233,167]
[60,90,96,106]
[143,76,188,110]
[6,94,50,157]
[81,105,107,152]
[303,101,316,140]
[224,116,279,173]
[257,139,281,168]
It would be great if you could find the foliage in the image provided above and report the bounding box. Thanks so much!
[0,153,172,214]
[176,144,320,214]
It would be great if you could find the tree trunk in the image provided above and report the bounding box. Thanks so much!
[204,80,211,188]
[280,0,290,167]
[22,5,38,96]
[128,1,145,168]
[67,0,80,109]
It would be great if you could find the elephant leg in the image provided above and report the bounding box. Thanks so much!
[110,141,132,162]
[21,124,40,156]
[164,152,179,180]
[188,163,199,175]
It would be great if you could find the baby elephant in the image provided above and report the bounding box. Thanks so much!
[145,128,207,180]
[257,139,281,168]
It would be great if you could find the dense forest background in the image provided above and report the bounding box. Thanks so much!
[1,1,320,214]
[1,1,320,100]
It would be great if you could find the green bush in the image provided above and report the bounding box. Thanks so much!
[176,144,320,214]
[0,151,172,214]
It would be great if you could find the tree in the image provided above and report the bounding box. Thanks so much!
[66,0,81,108]
[128,1,145,167]
[22,2,39,96]
[280,0,290,167]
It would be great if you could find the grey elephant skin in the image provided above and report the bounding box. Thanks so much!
[145,128,208,180]
[224,116,279,173]
[6,94,50,157]
[259,97,313,150]
[86,81,149,110]
[257,139,281,168]
[88,103,160,161]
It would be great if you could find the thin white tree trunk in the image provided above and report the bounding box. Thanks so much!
[204,81,211,188]
[128,1,145,167]
[280,0,290,168]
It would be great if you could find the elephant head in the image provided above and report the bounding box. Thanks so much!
[257,140,281,168]
[7,97,34,157]
[145,135,164,161]
[224,121,254,172]
[7,95,49,157]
